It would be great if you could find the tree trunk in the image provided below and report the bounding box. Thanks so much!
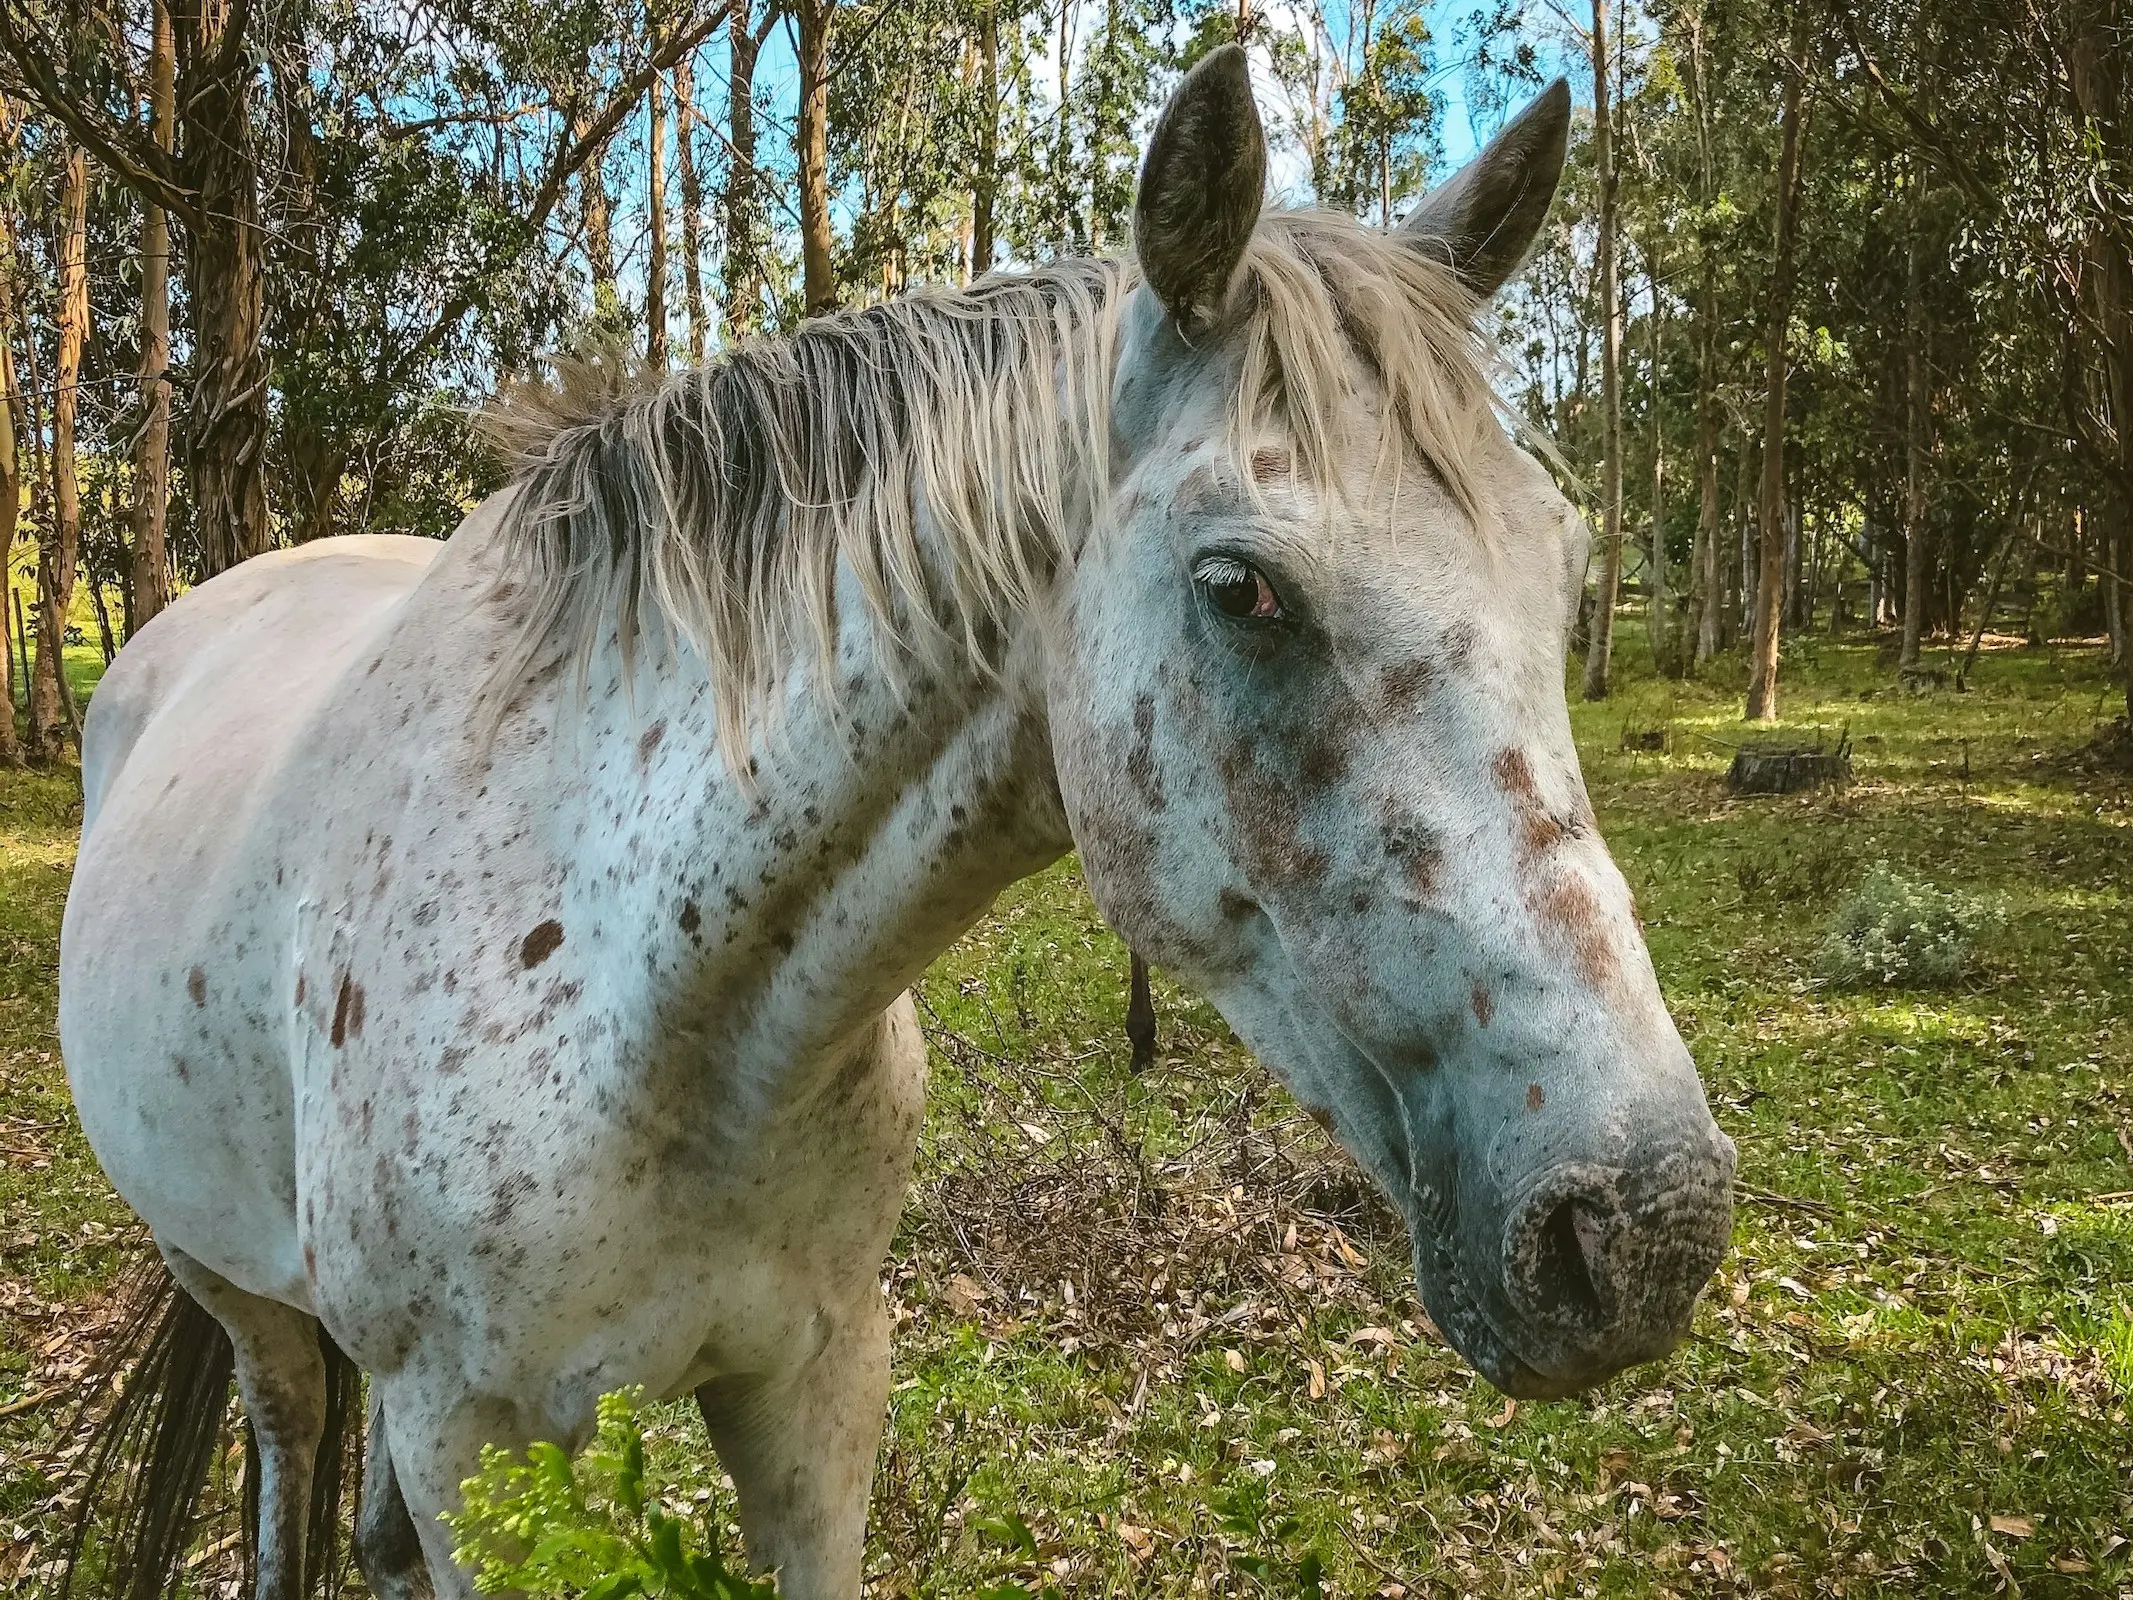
[1580,0,1625,701]
[2068,0,2133,720]
[647,71,669,364]
[1684,3,1721,667]
[675,56,708,361]
[0,104,23,763]
[90,568,118,664]
[1645,246,1670,674]
[1735,438,1756,647]
[174,0,271,576]
[290,442,347,546]
[970,1,998,279]
[722,3,765,338]
[1899,164,1933,670]
[577,112,619,327]
[2106,522,2126,664]
[795,0,837,317]
[1693,269,1722,664]
[30,147,88,758]
[132,0,175,630]
[1783,487,1802,629]
[1745,28,1806,724]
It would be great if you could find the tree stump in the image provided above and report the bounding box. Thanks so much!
[1726,734,1852,795]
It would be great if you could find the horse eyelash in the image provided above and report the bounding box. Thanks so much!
[1193,554,1255,587]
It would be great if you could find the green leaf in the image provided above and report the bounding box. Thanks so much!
[646,1511,689,1581]
[617,1432,645,1518]
[974,1510,1039,1561]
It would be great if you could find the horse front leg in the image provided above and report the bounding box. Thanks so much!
[364,1378,539,1600]
[694,1287,893,1600]
[354,1387,435,1600]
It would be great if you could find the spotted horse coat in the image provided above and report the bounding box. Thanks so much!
[59,51,1732,1600]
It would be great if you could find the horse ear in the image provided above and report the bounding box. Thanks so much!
[1133,44,1266,334]
[1399,78,1571,296]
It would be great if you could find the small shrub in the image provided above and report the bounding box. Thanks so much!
[1815,865,1996,988]
[445,1390,776,1599]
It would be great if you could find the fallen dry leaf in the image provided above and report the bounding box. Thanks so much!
[1988,1514,2034,1539]
[1306,1358,1326,1400]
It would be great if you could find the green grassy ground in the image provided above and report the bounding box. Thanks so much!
[2,628,2129,1598]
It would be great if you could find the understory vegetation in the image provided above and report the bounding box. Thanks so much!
[3,627,2131,1599]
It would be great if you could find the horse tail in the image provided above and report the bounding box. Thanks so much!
[297,1326,364,1600]
[57,1254,364,1600]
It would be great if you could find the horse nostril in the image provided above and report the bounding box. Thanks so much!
[1532,1194,1608,1324]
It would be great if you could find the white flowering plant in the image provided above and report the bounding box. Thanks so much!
[1815,864,1998,988]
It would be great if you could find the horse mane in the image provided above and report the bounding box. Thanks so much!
[479,209,1499,754]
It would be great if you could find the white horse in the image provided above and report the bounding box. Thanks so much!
[58,51,1732,1600]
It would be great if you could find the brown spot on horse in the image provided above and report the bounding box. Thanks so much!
[1470,982,1494,1027]
[1126,695,1166,811]
[187,967,207,1008]
[1217,738,1331,887]
[1530,873,1617,990]
[520,919,565,968]
[1495,746,1572,858]
[1250,445,1294,483]
[332,976,366,1047]
[1380,657,1435,715]
[1381,802,1442,900]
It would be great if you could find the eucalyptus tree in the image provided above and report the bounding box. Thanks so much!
[721,1,778,338]
[1578,0,1624,700]
[1,0,271,574]
[794,0,838,314]
[17,138,88,758]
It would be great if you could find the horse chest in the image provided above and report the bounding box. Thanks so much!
[290,817,921,1389]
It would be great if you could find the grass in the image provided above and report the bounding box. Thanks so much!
[2,624,2130,1598]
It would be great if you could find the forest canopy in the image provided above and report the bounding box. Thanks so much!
[0,0,2126,758]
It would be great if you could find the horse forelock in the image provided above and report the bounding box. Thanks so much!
[478,209,1503,757]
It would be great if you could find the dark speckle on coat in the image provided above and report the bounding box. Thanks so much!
[331,976,365,1047]
[1380,656,1434,713]
[520,919,565,969]
[1126,694,1166,811]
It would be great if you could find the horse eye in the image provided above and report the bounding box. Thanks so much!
[1195,555,1283,621]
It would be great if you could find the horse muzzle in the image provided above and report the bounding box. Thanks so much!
[1409,1117,1736,1400]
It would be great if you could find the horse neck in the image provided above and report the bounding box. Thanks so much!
[573,573,1074,1118]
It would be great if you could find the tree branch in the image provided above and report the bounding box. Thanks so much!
[382,3,734,390]
[0,9,197,220]
[1828,3,1993,206]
